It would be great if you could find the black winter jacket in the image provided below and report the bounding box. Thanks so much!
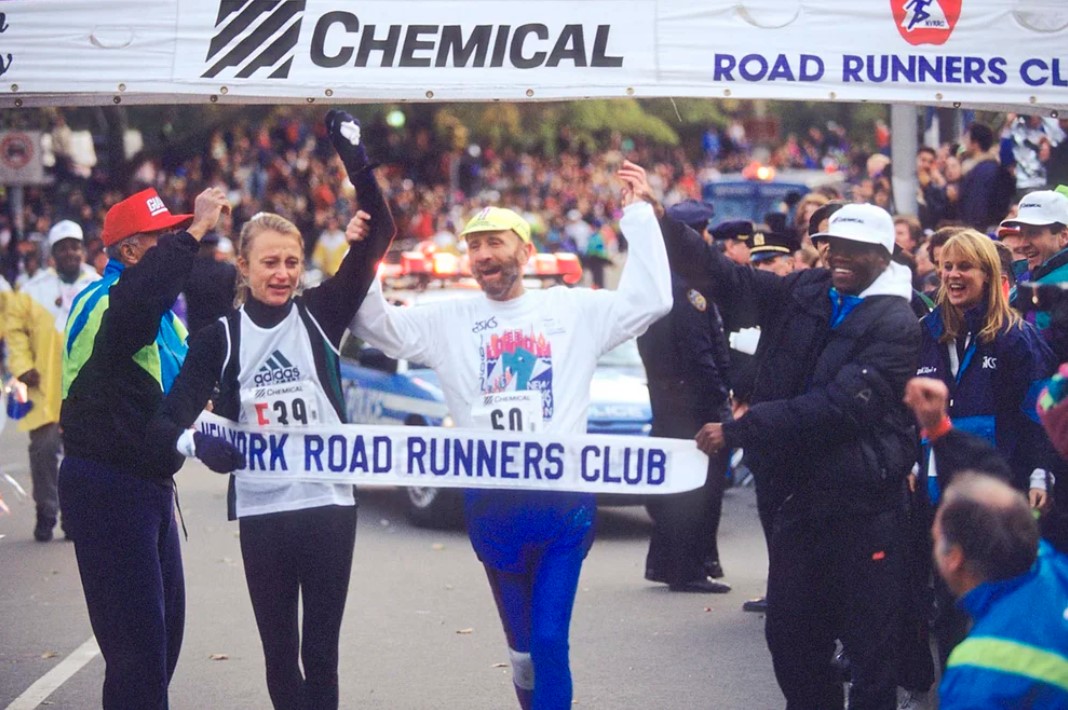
[660,215,922,519]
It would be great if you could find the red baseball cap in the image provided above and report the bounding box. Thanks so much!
[101,188,193,246]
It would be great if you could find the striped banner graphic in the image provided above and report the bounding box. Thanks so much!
[202,0,306,79]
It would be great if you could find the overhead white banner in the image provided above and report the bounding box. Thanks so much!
[1,1,1067,110]
[194,411,709,494]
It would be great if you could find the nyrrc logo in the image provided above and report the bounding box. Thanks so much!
[891,0,961,46]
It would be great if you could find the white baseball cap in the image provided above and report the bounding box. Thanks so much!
[1002,190,1068,228]
[811,203,895,254]
[47,219,84,248]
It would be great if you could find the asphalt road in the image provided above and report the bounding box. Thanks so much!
[0,423,783,709]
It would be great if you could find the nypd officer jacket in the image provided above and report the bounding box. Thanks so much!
[660,215,921,519]
[637,270,731,432]
[61,232,198,480]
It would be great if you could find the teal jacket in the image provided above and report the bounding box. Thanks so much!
[1011,247,1068,333]
[61,232,197,479]
[940,541,1068,708]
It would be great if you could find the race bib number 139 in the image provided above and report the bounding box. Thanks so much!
[241,381,321,427]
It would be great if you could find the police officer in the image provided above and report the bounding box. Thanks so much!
[706,218,768,609]
[748,229,798,277]
[639,200,732,593]
[707,219,759,408]
[712,219,753,266]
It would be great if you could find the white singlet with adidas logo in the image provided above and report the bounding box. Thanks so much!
[233,307,354,518]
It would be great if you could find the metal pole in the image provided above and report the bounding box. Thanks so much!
[891,104,918,217]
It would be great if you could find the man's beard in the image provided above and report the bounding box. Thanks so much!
[475,256,522,300]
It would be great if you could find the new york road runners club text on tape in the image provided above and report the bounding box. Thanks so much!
[195,411,707,494]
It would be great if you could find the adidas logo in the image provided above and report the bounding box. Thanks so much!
[254,350,301,385]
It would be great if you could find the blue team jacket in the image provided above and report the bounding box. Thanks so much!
[917,306,1057,497]
[940,541,1068,709]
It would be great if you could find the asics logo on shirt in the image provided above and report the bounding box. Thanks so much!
[472,317,497,333]
[254,350,301,385]
[983,356,997,369]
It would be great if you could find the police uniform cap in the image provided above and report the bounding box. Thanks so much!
[710,220,755,243]
[665,200,715,233]
[749,230,798,262]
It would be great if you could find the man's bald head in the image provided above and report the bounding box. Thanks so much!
[935,473,1039,593]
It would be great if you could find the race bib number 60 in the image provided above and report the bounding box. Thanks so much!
[471,391,543,433]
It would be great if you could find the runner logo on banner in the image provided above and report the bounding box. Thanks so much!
[193,411,709,495]
[893,0,962,46]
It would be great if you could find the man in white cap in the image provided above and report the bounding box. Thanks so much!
[654,195,920,708]
[1006,189,1068,337]
[5,219,99,541]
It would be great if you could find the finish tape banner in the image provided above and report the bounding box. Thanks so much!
[195,411,708,494]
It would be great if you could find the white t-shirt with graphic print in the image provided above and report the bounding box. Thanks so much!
[351,202,672,436]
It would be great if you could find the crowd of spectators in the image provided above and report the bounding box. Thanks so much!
[0,107,899,284]
[3,108,1068,331]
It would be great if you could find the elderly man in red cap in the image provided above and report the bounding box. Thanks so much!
[58,185,229,710]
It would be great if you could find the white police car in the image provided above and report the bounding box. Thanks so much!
[340,337,652,527]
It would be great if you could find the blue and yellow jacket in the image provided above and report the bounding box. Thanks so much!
[940,541,1068,709]
[61,232,198,480]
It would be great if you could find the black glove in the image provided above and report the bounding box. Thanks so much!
[325,109,369,175]
[193,431,245,474]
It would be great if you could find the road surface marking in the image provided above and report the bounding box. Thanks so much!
[5,636,99,710]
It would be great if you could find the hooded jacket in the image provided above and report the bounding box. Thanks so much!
[660,215,921,519]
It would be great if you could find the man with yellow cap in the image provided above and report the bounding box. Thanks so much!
[59,185,229,710]
[349,161,671,709]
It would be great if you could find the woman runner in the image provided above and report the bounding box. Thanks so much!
[148,110,394,709]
